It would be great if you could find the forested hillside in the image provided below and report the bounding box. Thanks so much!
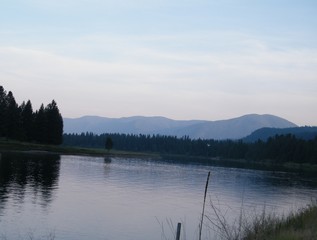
[63,132,317,165]
[0,86,63,145]
[244,126,317,142]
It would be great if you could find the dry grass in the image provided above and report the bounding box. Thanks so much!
[205,199,317,240]
[250,202,317,240]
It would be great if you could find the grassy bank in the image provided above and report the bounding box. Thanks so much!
[0,139,159,159]
[204,198,317,240]
[160,153,317,175]
[242,203,317,240]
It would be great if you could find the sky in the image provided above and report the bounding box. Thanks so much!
[1,0,317,126]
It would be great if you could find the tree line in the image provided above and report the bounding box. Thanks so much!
[63,132,317,164]
[0,86,63,145]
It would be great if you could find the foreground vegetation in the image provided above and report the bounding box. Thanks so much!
[217,202,317,240]
[161,188,317,240]
[195,200,317,240]
[202,172,317,240]
[243,203,317,240]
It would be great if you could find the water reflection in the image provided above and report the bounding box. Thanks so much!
[103,156,112,164]
[1,154,317,240]
[0,152,60,213]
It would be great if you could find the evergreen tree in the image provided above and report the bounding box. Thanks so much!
[20,100,34,141]
[0,86,8,137]
[105,137,113,152]
[0,86,63,144]
[5,91,22,139]
[45,100,63,145]
[34,104,47,143]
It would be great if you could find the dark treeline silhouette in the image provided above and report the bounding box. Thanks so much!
[243,126,317,142]
[0,86,63,145]
[63,132,317,164]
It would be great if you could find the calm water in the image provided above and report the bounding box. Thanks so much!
[0,153,317,240]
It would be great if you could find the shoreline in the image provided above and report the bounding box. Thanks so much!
[0,139,160,158]
[1,139,317,174]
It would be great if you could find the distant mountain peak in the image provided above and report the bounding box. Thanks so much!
[63,114,297,140]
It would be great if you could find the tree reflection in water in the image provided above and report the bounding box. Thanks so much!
[0,152,61,213]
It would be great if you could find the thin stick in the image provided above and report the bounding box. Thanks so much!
[176,222,181,240]
[199,171,211,240]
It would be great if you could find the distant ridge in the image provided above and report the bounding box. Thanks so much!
[244,126,317,142]
[63,114,298,140]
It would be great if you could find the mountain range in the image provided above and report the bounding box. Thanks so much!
[63,114,298,140]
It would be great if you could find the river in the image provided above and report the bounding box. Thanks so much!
[0,153,317,240]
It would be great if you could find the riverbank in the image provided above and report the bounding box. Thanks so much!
[160,153,317,174]
[0,139,159,159]
[242,202,317,240]
[1,139,317,174]
[211,202,317,240]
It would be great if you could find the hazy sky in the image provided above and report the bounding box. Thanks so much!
[1,0,317,126]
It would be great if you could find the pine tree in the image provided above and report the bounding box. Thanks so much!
[0,86,63,144]
[45,100,63,145]
[20,100,34,141]
[34,104,47,143]
[0,86,8,137]
[5,91,22,139]
[105,137,113,152]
